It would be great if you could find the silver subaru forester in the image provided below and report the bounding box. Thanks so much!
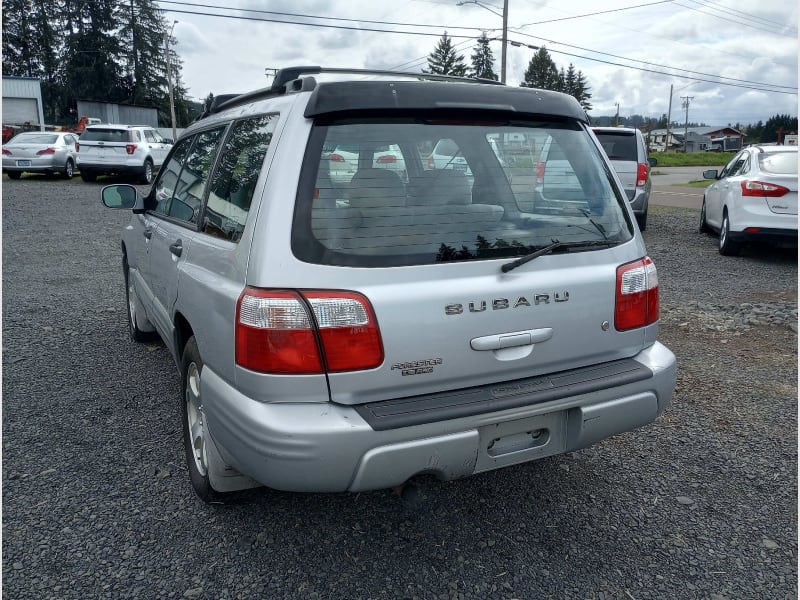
[101,67,676,502]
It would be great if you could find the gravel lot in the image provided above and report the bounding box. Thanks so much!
[3,176,797,600]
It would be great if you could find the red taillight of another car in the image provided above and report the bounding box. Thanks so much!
[36,147,56,155]
[125,143,137,155]
[2,148,11,155]
[740,180,790,197]
[329,153,345,162]
[236,288,384,374]
[75,142,80,152]
[376,155,397,164]
[536,161,546,184]
[615,257,659,331]
[636,163,649,187]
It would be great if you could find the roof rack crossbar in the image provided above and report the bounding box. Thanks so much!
[271,66,504,90]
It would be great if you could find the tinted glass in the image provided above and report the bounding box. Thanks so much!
[594,132,638,161]
[153,137,194,215]
[293,117,631,267]
[170,127,225,223]
[80,129,129,142]
[204,114,276,241]
[759,151,798,175]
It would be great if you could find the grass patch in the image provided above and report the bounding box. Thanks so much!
[651,152,735,167]
[678,180,715,188]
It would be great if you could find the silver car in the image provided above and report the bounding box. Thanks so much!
[2,131,78,179]
[592,127,653,230]
[101,67,676,502]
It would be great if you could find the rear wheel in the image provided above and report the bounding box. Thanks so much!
[140,159,154,185]
[699,198,711,233]
[636,211,647,231]
[718,211,740,256]
[63,159,75,179]
[80,171,97,182]
[7,171,21,180]
[181,336,222,503]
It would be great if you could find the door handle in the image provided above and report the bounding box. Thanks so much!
[144,227,152,240]
[470,328,553,351]
[169,240,183,257]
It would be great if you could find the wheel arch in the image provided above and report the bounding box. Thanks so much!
[174,311,194,363]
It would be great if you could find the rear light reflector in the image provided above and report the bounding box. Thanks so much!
[744,227,761,233]
[236,288,384,374]
[125,143,137,155]
[329,153,345,162]
[741,180,789,197]
[536,161,545,184]
[636,163,649,187]
[615,257,659,331]
[376,155,397,164]
[37,147,56,155]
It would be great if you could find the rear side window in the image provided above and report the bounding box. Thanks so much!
[759,151,798,175]
[292,116,631,267]
[80,128,129,143]
[204,114,277,242]
[594,132,638,161]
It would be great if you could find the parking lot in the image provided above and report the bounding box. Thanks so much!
[2,175,797,599]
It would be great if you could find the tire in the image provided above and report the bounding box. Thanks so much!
[718,210,740,256]
[181,336,222,503]
[63,159,75,179]
[80,171,97,182]
[124,260,157,342]
[140,160,154,185]
[636,211,648,231]
[7,171,22,180]
[699,198,711,234]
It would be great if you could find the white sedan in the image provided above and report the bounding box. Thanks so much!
[700,145,797,255]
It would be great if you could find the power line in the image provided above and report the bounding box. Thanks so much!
[689,0,798,33]
[673,0,797,36]
[516,0,675,28]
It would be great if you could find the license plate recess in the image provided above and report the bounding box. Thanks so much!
[475,411,566,472]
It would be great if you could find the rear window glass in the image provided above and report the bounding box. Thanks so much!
[80,128,130,143]
[292,117,631,267]
[10,133,59,144]
[758,151,798,175]
[594,132,638,161]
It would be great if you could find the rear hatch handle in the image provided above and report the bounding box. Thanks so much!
[471,328,553,351]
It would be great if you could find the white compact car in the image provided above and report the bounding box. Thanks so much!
[700,145,798,255]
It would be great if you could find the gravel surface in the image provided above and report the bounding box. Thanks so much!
[3,178,797,600]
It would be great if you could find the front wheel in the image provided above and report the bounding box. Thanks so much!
[139,160,154,185]
[181,336,222,503]
[63,159,75,179]
[718,211,740,256]
[699,198,711,234]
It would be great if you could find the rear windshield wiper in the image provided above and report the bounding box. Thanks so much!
[501,239,620,273]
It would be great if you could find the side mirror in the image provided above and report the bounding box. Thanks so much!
[702,169,719,180]
[647,157,658,167]
[101,184,145,211]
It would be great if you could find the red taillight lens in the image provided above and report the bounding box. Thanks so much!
[536,162,545,184]
[740,180,789,197]
[125,143,137,155]
[636,163,649,187]
[615,257,659,331]
[75,142,80,152]
[376,155,397,164]
[329,153,345,162]
[427,155,435,169]
[235,288,384,374]
[36,147,56,155]
[2,148,11,155]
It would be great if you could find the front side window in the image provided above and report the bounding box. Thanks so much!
[153,137,194,215]
[203,114,276,241]
[293,116,631,267]
[169,127,226,223]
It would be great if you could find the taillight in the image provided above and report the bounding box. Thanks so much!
[427,155,435,169]
[2,148,11,155]
[236,288,384,374]
[36,147,56,155]
[615,257,659,331]
[536,162,545,184]
[125,143,137,155]
[636,163,649,187]
[376,155,397,164]
[75,142,80,152]
[741,180,789,197]
[329,153,345,162]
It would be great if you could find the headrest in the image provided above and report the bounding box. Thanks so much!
[348,168,406,209]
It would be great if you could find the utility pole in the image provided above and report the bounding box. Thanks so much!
[614,103,620,126]
[500,0,508,84]
[681,95,693,153]
[164,21,178,142]
[665,84,673,152]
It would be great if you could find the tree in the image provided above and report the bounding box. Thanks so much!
[520,46,560,90]
[469,32,497,80]
[425,32,467,77]
[761,113,798,143]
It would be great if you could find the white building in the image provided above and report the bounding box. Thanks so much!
[2,76,45,129]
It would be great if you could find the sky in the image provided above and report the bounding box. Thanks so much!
[159,0,798,127]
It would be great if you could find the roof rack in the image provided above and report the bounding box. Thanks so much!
[198,66,504,120]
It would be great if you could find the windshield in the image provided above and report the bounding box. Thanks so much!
[292,116,632,267]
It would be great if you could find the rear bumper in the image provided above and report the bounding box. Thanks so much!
[728,227,798,246]
[202,342,676,493]
[76,162,144,175]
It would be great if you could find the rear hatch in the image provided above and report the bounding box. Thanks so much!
[593,130,639,197]
[278,114,653,406]
[78,128,132,164]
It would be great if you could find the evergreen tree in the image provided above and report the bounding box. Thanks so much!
[469,33,497,80]
[520,47,560,90]
[573,69,592,111]
[761,113,798,143]
[425,32,467,77]
[116,0,171,107]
